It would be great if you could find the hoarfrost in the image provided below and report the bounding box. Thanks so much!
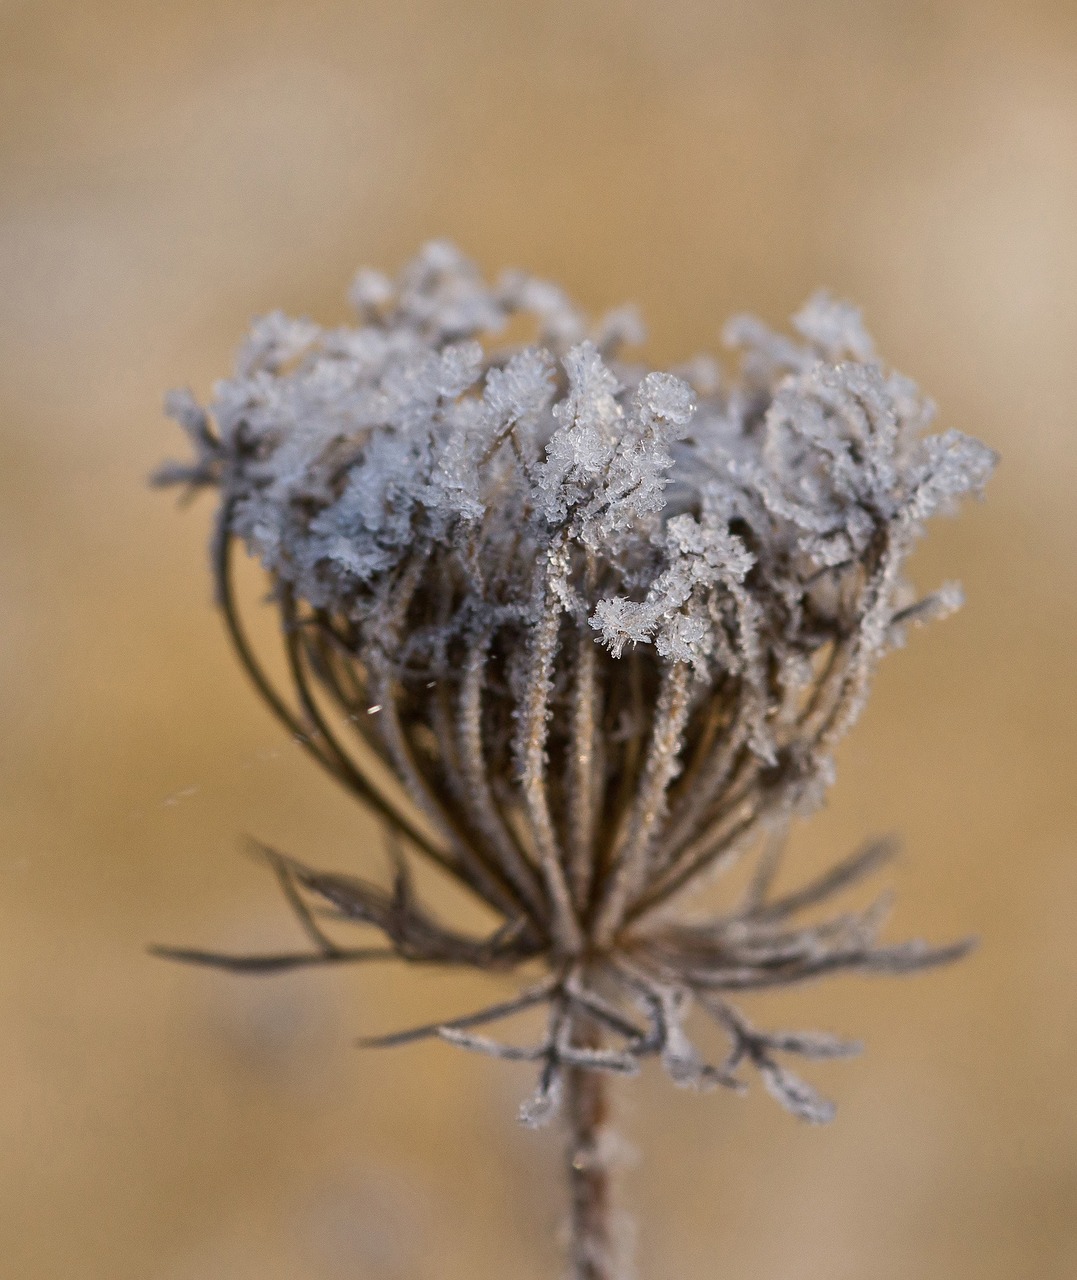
[159,243,996,1130]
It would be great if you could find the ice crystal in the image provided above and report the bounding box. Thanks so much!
[156,243,995,1131]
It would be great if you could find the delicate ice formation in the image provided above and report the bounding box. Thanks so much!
[157,242,995,1125]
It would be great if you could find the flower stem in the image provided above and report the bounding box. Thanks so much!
[565,1050,619,1280]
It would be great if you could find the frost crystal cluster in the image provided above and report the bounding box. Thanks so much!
[158,242,995,1132]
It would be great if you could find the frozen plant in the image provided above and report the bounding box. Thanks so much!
[155,242,995,1280]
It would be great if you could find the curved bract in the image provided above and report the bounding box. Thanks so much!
[156,242,994,1125]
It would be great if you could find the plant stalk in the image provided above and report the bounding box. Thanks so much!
[565,1042,618,1280]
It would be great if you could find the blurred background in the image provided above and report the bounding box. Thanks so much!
[2,1,1075,1276]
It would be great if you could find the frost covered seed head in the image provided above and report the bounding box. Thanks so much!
[157,243,995,1126]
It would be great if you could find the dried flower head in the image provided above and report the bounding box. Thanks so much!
[156,242,994,1273]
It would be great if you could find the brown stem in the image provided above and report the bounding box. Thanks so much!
[564,1036,620,1280]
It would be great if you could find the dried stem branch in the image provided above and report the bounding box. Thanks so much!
[565,1021,619,1280]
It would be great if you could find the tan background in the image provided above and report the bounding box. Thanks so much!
[2,1,1075,1276]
